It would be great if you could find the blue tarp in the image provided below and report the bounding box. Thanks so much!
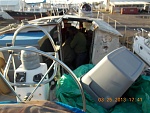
[0,32,45,47]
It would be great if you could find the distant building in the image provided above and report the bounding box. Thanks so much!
[107,0,150,13]
[100,0,150,13]
[0,0,24,11]
[0,0,24,19]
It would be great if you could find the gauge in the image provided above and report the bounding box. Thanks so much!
[16,72,26,82]
[33,73,44,82]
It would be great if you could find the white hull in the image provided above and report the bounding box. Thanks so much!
[133,35,150,66]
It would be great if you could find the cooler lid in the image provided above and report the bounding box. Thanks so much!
[107,46,145,80]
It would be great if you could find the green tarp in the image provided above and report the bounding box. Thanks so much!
[56,64,150,113]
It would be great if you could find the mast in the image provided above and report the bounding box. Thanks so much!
[106,0,110,11]
[23,0,25,11]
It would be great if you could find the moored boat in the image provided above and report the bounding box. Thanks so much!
[4,10,49,21]
[4,8,68,21]
[0,13,148,113]
[133,28,150,66]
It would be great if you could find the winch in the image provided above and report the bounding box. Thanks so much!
[14,46,49,102]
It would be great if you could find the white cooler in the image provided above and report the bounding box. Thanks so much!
[81,46,145,109]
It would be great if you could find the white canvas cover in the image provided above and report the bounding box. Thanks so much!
[91,29,120,64]
[92,19,122,37]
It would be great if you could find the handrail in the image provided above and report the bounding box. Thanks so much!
[12,24,57,52]
[0,24,19,35]
[96,12,140,38]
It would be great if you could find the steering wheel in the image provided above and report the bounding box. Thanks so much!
[0,46,86,112]
[3,24,58,83]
